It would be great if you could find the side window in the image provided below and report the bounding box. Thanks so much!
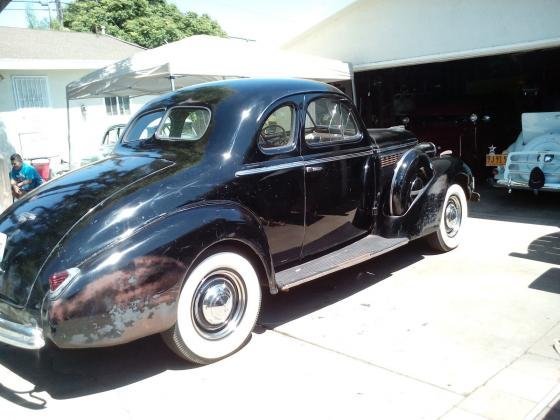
[157,107,211,141]
[305,98,361,146]
[258,105,296,153]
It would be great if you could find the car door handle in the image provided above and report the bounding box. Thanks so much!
[305,166,323,173]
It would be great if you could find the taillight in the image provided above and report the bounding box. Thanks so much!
[47,268,80,298]
[48,271,69,291]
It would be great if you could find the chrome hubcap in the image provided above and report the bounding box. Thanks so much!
[193,270,246,340]
[201,282,233,325]
[444,195,462,238]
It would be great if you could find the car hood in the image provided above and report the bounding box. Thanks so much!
[0,155,175,308]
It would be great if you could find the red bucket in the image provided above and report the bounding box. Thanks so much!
[32,161,50,181]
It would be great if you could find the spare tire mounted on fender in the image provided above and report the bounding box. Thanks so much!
[390,148,434,216]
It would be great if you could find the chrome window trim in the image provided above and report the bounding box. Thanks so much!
[236,148,372,177]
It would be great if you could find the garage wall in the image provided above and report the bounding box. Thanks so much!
[284,0,560,70]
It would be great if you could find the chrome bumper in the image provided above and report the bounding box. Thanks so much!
[0,313,45,350]
[496,179,560,192]
[497,151,560,191]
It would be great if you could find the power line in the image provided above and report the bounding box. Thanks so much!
[8,0,71,3]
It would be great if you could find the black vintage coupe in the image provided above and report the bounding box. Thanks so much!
[0,79,478,364]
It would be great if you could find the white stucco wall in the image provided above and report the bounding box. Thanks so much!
[0,69,150,173]
[284,0,560,70]
[68,93,150,167]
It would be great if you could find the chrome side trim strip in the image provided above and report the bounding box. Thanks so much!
[235,161,304,177]
[305,149,372,166]
[235,148,372,177]
[374,140,417,154]
[0,314,45,350]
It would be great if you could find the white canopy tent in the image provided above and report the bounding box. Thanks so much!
[65,35,352,167]
[66,35,352,99]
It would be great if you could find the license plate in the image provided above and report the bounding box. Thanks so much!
[0,232,6,262]
[486,154,507,166]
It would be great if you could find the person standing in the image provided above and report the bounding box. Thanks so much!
[9,153,44,198]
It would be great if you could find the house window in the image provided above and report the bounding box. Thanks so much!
[104,96,130,115]
[12,76,50,109]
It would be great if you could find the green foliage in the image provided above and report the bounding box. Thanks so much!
[63,0,226,48]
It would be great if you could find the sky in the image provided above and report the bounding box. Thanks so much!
[0,0,356,46]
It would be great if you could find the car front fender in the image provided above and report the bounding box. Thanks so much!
[380,155,476,239]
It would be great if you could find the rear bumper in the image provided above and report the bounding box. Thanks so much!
[496,151,560,192]
[0,312,45,350]
[495,179,560,192]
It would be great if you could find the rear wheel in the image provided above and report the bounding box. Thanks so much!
[427,184,467,252]
[162,251,261,364]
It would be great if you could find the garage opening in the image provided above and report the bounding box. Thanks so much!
[354,47,560,180]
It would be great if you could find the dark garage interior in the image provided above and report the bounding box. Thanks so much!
[354,47,560,180]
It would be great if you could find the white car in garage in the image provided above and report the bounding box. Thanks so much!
[489,111,560,193]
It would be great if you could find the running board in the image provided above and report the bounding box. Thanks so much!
[275,235,409,291]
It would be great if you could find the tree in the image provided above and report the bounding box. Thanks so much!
[63,0,226,48]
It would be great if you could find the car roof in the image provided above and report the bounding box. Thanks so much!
[143,78,344,111]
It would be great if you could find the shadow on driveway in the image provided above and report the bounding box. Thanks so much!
[510,231,560,265]
[471,185,559,227]
[0,334,190,403]
[258,241,428,329]
[0,240,430,405]
[529,268,560,295]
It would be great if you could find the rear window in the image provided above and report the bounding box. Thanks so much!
[123,110,165,142]
[123,107,211,143]
[156,107,211,141]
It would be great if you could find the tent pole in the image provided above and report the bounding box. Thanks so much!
[65,89,72,170]
[349,63,357,106]
[169,75,176,91]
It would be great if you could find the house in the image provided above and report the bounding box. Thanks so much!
[0,26,144,181]
[283,0,560,177]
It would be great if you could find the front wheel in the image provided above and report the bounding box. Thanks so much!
[427,184,468,252]
[162,251,261,364]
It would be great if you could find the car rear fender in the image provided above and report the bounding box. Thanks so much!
[41,200,273,349]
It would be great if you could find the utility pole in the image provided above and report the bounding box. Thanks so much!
[55,0,63,25]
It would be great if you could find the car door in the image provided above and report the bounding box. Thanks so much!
[301,94,372,258]
[236,97,305,268]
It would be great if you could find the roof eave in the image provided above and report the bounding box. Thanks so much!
[0,58,119,71]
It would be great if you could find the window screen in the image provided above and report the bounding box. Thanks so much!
[12,76,50,109]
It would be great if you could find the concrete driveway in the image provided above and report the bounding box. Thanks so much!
[0,186,558,420]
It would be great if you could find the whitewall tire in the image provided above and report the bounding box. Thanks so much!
[162,251,261,364]
[427,184,468,252]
